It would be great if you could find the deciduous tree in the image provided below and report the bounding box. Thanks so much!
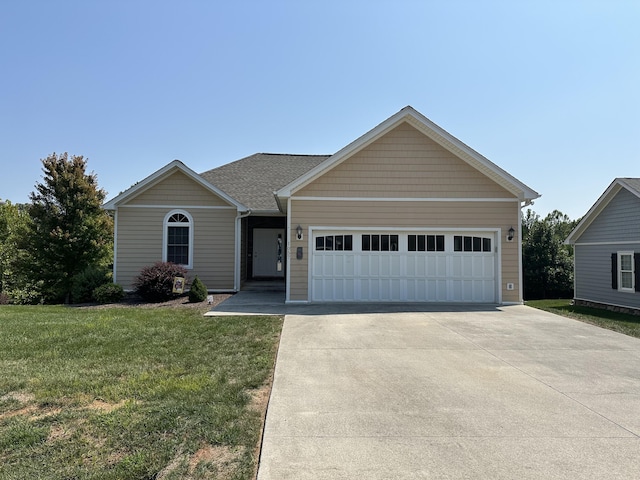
[522,209,579,300]
[0,200,34,302]
[25,153,113,303]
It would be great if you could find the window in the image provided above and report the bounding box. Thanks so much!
[408,235,445,252]
[361,234,399,251]
[315,235,353,251]
[163,210,193,268]
[454,236,492,252]
[618,252,635,292]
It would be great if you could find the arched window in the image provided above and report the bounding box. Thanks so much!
[163,210,193,268]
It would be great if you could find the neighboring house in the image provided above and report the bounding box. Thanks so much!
[103,106,539,304]
[565,178,640,314]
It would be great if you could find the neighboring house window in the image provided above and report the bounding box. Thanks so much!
[316,235,353,251]
[616,252,636,293]
[163,210,193,268]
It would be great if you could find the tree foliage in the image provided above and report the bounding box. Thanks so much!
[522,209,580,300]
[24,153,113,303]
[0,201,36,303]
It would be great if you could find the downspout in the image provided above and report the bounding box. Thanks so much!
[112,208,118,284]
[235,210,252,292]
[518,203,524,304]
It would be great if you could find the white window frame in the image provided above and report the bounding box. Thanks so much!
[618,251,635,293]
[163,209,194,269]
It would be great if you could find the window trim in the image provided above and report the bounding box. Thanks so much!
[163,209,194,269]
[617,251,635,293]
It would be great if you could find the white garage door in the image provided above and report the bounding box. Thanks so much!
[311,231,497,303]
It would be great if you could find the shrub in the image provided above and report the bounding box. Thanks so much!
[188,276,208,303]
[71,266,110,304]
[93,283,125,304]
[6,280,44,305]
[0,292,9,305]
[133,262,188,302]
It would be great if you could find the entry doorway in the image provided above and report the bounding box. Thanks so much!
[252,228,285,278]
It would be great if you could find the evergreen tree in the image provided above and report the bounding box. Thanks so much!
[25,153,113,303]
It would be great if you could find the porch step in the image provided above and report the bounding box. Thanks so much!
[242,280,285,293]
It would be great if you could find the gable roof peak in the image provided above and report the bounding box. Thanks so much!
[565,177,640,244]
[276,106,539,202]
[102,159,246,211]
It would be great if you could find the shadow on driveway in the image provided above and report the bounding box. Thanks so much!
[205,289,503,316]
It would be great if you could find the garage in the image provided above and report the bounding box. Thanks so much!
[311,230,498,303]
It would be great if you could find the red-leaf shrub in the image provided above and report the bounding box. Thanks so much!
[133,262,188,302]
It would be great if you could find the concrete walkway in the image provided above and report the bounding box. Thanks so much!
[257,305,640,479]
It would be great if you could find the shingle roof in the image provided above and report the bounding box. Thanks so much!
[199,153,330,212]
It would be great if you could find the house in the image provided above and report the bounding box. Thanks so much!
[103,106,539,304]
[565,178,640,314]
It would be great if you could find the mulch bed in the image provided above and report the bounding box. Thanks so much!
[72,292,233,312]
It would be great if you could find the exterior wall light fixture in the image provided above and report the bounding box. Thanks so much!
[296,225,303,240]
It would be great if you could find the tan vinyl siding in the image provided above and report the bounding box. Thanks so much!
[115,207,236,290]
[297,122,514,199]
[128,171,233,207]
[288,199,520,303]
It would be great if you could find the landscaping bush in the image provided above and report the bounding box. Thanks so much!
[5,280,44,305]
[71,265,110,304]
[93,283,125,304]
[133,262,188,302]
[188,276,208,303]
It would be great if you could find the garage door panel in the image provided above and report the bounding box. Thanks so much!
[312,231,497,303]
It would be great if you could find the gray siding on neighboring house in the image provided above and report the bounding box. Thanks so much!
[574,243,640,310]
[578,188,640,243]
[573,188,640,310]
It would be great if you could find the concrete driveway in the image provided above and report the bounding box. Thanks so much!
[257,305,640,479]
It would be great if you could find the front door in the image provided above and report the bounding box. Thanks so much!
[253,228,285,278]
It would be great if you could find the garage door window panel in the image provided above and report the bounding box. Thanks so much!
[362,234,399,252]
[408,235,444,252]
[316,235,353,251]
[454,235,492,252]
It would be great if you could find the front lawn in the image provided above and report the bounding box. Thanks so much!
[0,306,282,480]
[526,299,640,338]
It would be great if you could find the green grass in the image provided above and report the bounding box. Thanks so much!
[0,306,283,480]
[526,299,640,338]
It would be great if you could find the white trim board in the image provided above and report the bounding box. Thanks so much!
[574,241,640,246]
[292,197,519,203]
[117,204,237,210]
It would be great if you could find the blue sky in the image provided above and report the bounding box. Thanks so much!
[1,0,638,220]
